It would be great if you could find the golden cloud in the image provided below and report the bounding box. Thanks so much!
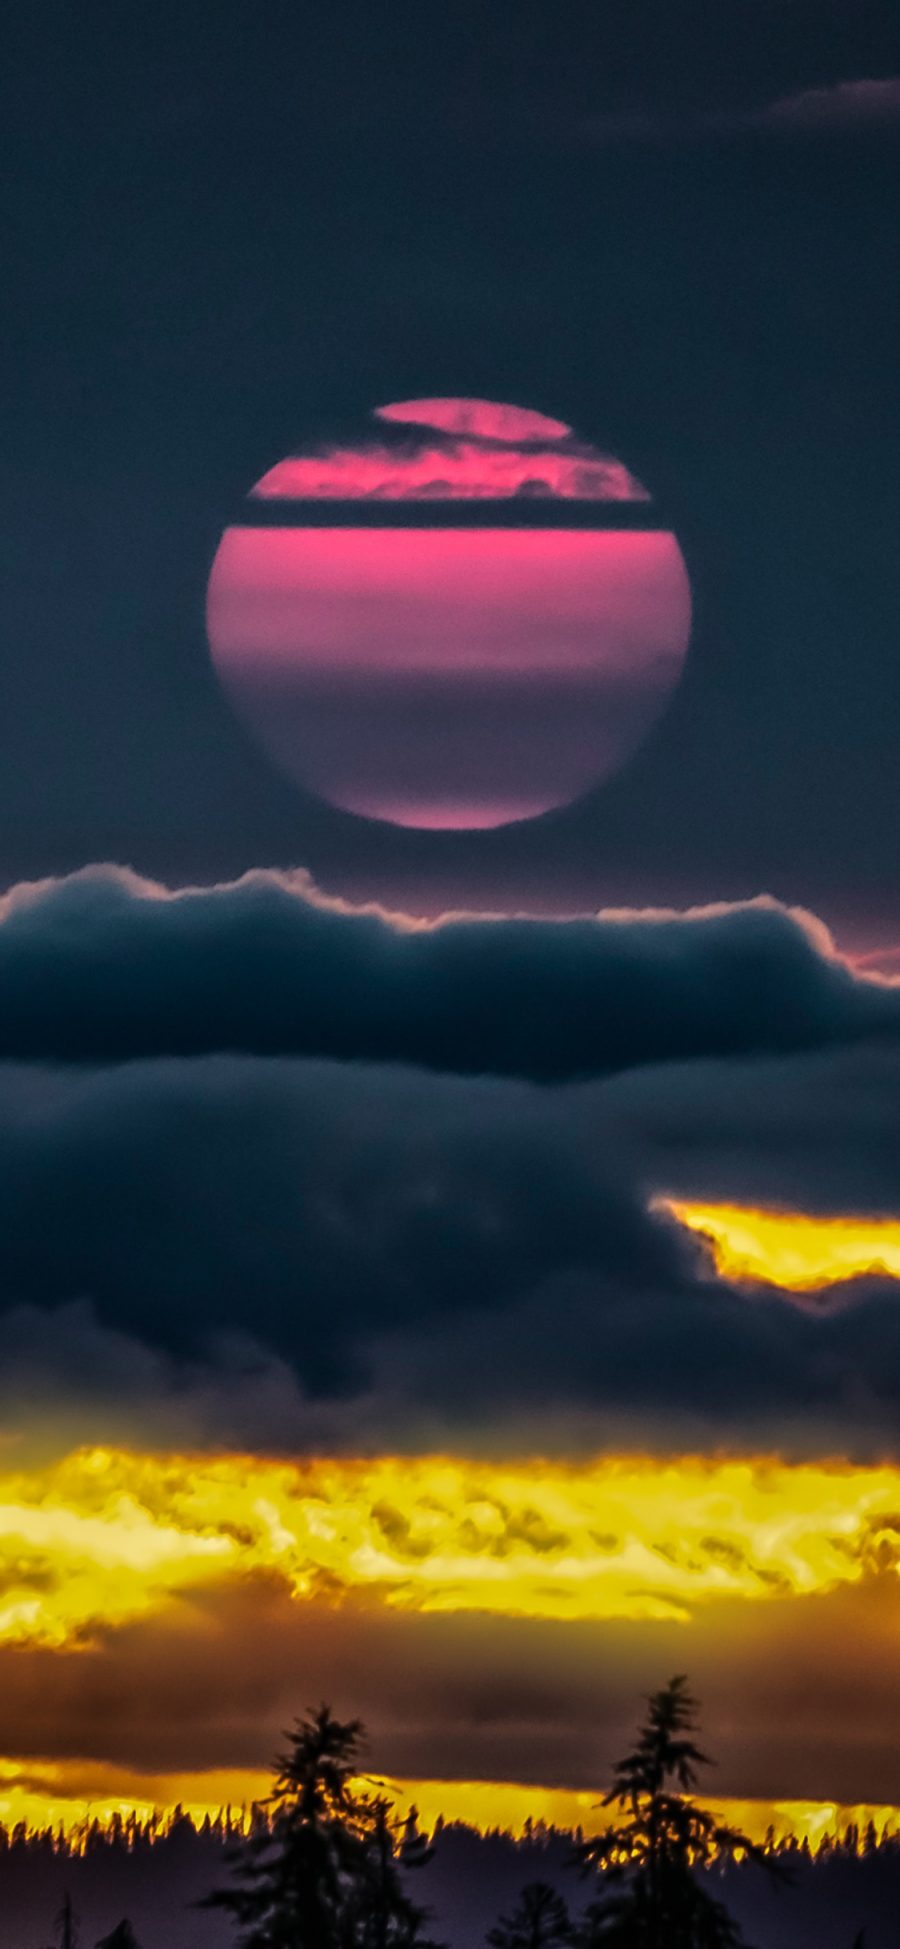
[3,1445,900,1651]
[665,1200,900,1290]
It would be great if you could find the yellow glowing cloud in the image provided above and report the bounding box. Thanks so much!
[664,1199,900,1291]
[3,1446,900,1649]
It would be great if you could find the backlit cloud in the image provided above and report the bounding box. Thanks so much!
[0,866,895,1075]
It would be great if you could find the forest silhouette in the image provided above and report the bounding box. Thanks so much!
[1,1682,897,1949]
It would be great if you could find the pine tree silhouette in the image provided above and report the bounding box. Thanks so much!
[345,1794,442,1949]
[488,1881,575,1949]
[574,1677,774,1948]
[203,1703,442,1949]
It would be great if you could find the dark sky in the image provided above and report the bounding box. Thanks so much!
[4,1,900,938]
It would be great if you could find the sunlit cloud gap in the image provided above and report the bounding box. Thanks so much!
[665,1200,900,1290]
[6,1447,900,1648]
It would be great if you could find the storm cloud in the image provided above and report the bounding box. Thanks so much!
[0,1053,691,1398]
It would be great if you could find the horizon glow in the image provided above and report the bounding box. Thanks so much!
[0,1762,893,1855]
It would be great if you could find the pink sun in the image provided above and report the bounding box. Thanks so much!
[206,398,691,829]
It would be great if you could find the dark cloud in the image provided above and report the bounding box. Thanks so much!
[0,1052,688,1399]
[0,1032,897,1454]
[0,1300,319,1461]
[0,868,896,1078]
[387,1261,900,1460]
[604,1039,900,1214]
[0,874,898,1455]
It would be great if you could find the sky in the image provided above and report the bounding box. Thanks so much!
[4,0,900,1878]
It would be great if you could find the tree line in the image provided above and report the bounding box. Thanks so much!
[9,1679,886,1948]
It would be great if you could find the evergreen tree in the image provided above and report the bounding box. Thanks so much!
[488,1881,575,1949]
[95,1925,141,1949]
[574,1677,772,1948]
[349,1796,441,1949]
[204,1704,441,1949]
